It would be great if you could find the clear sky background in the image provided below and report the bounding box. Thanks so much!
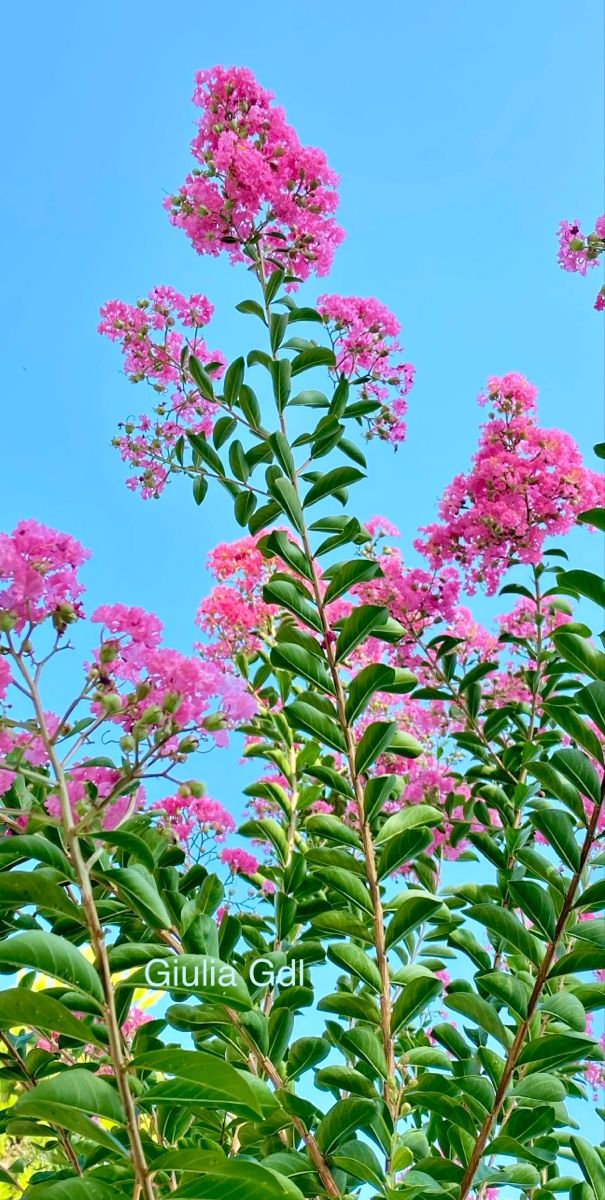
[1,0,604,1171]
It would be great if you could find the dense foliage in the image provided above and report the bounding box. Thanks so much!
[0,65,604,1200]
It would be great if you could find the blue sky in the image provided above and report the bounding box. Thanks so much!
[1,0,604,1170]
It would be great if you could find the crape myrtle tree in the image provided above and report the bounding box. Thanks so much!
[0,64,604,1200]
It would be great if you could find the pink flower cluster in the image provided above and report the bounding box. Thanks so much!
[417,374,604,594]
[0,519,89,632]
[45,765,145,831]
[556,214,605,310]
[196,534,277,662]
[318,294,415,443]
[152,791,235,858]
[99,287,226,498]
[91,601,256,746]
[353,547,460,659]
[165,66,344,281]
[220,845,259,876]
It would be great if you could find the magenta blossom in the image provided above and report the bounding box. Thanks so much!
[165,66,344,282]
[318,294,415,443]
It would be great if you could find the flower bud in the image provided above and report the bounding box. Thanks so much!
[120,734,136,753]
[0,611,17,632]
[140,704,163,725]
[187,780,206,798]
[100,694,123,714]
[99,641,119,664]
[162,691,182,714]
[203,711,227,731]
[178,735,199,754]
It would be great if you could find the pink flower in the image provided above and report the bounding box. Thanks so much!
[0,657,12,699]
[0,768,16,796]
[318,294,415,444]
[153,792,235,856]
[45,764,145,831]
[220,846,259,875]
[364,515,401,540]
[0,520,89,631]
[99,288,226,498]
[122,1006,153,1040]
[164,66,344,283]
[417,374,604,594]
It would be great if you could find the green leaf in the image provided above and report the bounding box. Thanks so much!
[388,730,423,759]
[531,810,581,872]
[385,894,443,950]
[346,664,416,724]
[444,991,509,1046]
[290,346,336,376]
[236,298,266,322]
[24,1182,113,1200]
[303,467,364,507]
[263,530,313,580]
[313,866,373,914]
[467,904,542,966]
[517,1032,598,1069]
[0,932,103,1004]
[0,834,73,876]
[335,603,389,661]
[543,703,604,764]
[375,804,442,845]
[549,945,605,977]
[188,355,215,399]
[315,1098,378,1154]
[577,506,605,531]
[0,871,85,924]
[187,431,223,475]
[508,880,557,939]
[552,747,602,805]
[267,476,305,534]
[135,1048,275,1118]
[364,774,398,822]
[553,629,605,681]
[576,681,605,735]
[391,975,442,1032]
[223,356,245,405]
[479,971,530,1020]
[377,827,433,879]
[263,578,321,631]
[323,559,381,604]
[271,359,292,411]
[170,1153,305,1199]
[0,988,105,1046]
[103,865,173,928]
[355,720,397,774]
[527,759,585,821]
[14,1068,126,1155]
[539,991,586,1031]
[570,1134,605,1198]
[271,642,334,693]
[286,1037,330,1079]
[332,1140,384,1188]
[305,814,361,848]
[283,700,346,753]
[557,569,605,609]
[511,1072,567,1102]
[192,474,209,505]
[327,943,382,992]
[235,490,257,526]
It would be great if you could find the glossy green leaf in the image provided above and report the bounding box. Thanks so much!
[0,932,103,1004]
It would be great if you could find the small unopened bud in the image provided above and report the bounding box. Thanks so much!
[100,694,123,714]
[178,735,199,755]
[100,642,119,664]
[140,704,163,725]
[120,734,136,753]
[0,611,17,632]
[203,712,226,731]
[569,237,585,251]
[162,691,182,714]
[187,780,205,798]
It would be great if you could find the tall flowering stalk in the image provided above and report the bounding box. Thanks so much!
[1,65,604,1200]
